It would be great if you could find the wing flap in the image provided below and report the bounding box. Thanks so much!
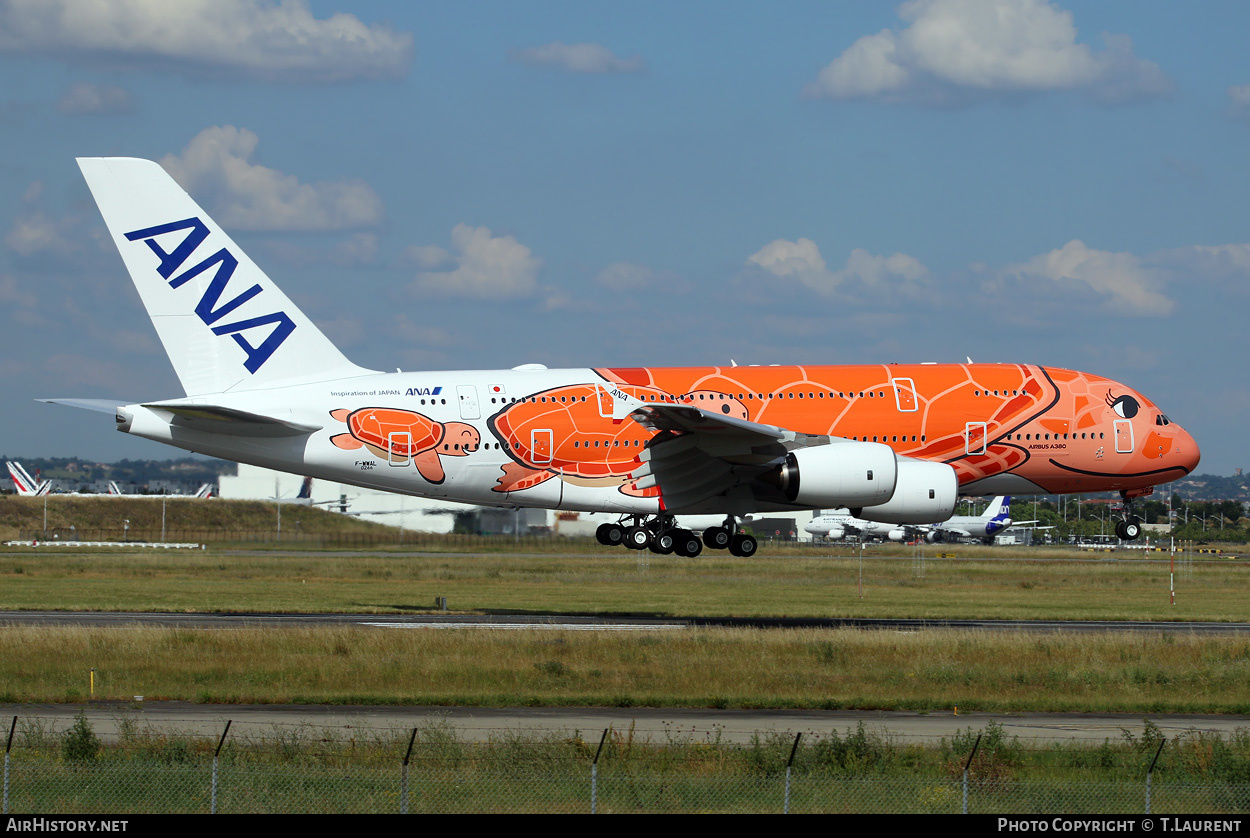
[629,403,831,512]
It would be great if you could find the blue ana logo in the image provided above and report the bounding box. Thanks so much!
[124,217,294,374]
[406,387,442,396]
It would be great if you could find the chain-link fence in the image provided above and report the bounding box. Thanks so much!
[7,759,1248,814]
[4,716,1250,814]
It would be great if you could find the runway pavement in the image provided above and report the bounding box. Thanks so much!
[3,610,1250,634]
[2,701,1247,746]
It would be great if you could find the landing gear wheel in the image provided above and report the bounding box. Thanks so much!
[624,526,651,550]
[1116,519,1141,540]
[703,527,731,550]
[651,531,676,555]
[596,523,624,546]
[729,533,758,558]
[674,530,703,558]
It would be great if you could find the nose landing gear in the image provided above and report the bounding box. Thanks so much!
[1115,490,1145,541]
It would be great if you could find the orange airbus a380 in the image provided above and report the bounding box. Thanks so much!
[50,158,1200,559]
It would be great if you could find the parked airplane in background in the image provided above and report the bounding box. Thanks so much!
[108,481,214,498]
[45,158,1199,557]
[929,496,1024,542]
[804,496,1021,544]
[804,507,911,543]
[6,461,50,496]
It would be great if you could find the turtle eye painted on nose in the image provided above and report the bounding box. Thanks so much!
[1106,392,1139,419]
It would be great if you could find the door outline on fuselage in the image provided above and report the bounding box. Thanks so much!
[457,385,480,420]
[892,377,918,412]
[1114,419,1134,454]
[531,428,553,464]
[387,431,411,466]
[594,383,614,418]
[965,422,987,455]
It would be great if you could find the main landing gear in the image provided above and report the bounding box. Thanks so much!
[596,516,758,558]
[1114,490,1143,541]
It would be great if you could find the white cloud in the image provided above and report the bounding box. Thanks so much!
[412,224,542,299]
[0,0,412,83]
[401,244,452,270]
[512,42,645,74]
[56,82,135,114]
[594,262,663,288]
[0,274,37,309]
[1004,240,1173,316]
[332,233,379,267]
[258,232,380,267]
[806,0,1170,105]
[1229,84,1250,118]
[4,211,62,257]
[159,125,384,232]
[1153,243,1250,283]
[3,181,107,267]
[748,238,928,297]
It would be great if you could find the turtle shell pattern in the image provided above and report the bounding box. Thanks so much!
[489,383,674,479]
[341,407,444,457]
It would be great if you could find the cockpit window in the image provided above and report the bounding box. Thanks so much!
[1106,392,1139,419]
[1156,414,1171,426]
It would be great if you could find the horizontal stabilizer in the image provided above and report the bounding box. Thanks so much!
[38,398,127,414]
[141,402,322,438]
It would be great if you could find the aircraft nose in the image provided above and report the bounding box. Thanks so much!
[1174,425,1201,474]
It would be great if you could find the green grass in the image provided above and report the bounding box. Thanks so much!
[0,545,1244,621]
[0,495,396,542]
[4,624,1250,713]
[1,531,1247,714]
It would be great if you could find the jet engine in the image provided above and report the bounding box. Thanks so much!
[772,441,897,509]
[887,529,908,542]
[848,457,957,524]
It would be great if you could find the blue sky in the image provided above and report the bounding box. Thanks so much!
[1,0,1247,475]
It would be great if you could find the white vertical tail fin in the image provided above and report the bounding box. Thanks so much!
[981,496,1010,521]
[7,462,50,496]
[77,157,376,396]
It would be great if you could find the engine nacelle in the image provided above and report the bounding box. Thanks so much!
[774,441,897,509]
[849,457,958,524]
[887,529,908,542]
[925,530,942,544]
[821,525,846,541]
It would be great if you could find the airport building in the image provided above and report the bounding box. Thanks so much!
[216,464,812,540]
[217,464,551,535]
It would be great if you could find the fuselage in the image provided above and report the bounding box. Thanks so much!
[120,362,1200,516]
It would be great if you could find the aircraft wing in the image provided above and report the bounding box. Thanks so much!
[627,403,828,512]
[938,526,972,538]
